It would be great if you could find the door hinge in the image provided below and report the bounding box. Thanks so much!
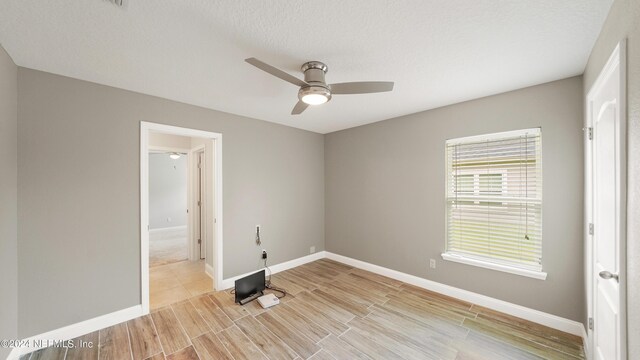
[198,239,201,244]
[589,223,594,235]
[214,218,217,223]
[198,200,201,206]
[587,127,593,140]
[589,317,594,330]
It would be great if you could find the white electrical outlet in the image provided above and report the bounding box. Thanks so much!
[430,259,436,269]
[310,246,316,254]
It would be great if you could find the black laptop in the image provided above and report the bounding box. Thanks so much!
[234,269,266,305]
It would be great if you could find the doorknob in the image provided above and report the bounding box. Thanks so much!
[599,271,619,282]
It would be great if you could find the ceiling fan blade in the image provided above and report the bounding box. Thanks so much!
[245,58,308,87]
[291,101,309,115]
[329,81,394,94]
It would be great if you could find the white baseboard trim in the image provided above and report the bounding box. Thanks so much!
[218,251,326,290]
[582,326,591,360]
[7,305,143,359]
[149,225,187,234]
[205,263,215,280]
[325,252,585,337]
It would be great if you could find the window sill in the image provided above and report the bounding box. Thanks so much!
[441,253,547,280]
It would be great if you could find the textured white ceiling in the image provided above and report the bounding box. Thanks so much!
[0,0,612,133]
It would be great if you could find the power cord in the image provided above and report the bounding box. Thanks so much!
[264,258,287,299]
[228,257,288,299]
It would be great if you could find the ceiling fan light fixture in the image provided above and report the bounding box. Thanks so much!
[302,94,328,105]
[244,57,394,115]
[299,86,331,105]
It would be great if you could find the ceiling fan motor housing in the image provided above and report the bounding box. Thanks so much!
[298,61,331,103]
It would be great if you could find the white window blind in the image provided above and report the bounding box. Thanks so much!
[445,128,543,273]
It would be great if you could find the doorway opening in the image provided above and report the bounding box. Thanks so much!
[141,122,223,314]
[148,147,189,268]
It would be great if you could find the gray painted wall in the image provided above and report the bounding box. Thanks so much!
[17,68,325,337]
[0,44,18,360]
[583,0,640,356]
[149,153,188,229]
[149,133,191,149]
[325,76,585,321]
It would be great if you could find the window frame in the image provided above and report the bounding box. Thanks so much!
[441,128,547,280]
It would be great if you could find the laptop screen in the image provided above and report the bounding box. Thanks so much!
[234,269,266,304]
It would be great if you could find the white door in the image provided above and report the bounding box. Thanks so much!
[588,41,626,360]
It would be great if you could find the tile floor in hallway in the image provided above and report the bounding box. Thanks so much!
[22,259,585,360]
[150,260,213,310]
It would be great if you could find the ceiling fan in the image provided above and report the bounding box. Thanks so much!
[245,58,394,115]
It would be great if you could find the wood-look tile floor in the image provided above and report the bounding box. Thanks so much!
[23,259,584,360]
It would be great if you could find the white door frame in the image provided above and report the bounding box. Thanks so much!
[586,40,627,360]
[190,145,206,261]
[141,121,224,314]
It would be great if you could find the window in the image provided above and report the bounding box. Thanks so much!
[442,128,546,279]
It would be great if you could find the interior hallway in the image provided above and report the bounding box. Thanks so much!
[149,227,189,268]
